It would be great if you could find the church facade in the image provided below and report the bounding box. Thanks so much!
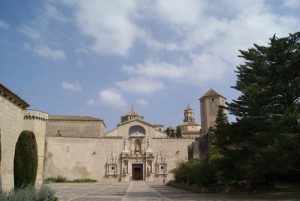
[0,83,225,190]
[43,108,195,182]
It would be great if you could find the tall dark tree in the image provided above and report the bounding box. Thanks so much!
[14,130,38,188]
[176,126,182,138]
[210,106,230,153]
[214,32,300,184]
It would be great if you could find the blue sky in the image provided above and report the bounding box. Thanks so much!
[1,0,299,131]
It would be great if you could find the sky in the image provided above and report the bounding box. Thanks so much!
[1,0,299,131]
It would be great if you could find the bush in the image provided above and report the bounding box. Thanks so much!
[73,178,97,183]
[197,163,217,186]
[14,130,38,189]
[44,176,97,183]
[45,176,66,183]
[0,185,57,201]
[171,159,217,187]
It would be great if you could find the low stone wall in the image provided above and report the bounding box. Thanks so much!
[168,180,275,193]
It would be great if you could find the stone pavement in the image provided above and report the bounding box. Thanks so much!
[49,181,300,201]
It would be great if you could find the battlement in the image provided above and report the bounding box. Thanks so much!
[24,109,48,121]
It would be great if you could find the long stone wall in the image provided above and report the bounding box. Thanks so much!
[43,136,194,183]
[46,118,105,138]
[44,137,123,181]
[0,96,25,191]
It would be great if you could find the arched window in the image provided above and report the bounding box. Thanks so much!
[129,126,145,135]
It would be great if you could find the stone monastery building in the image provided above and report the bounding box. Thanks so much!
[0,83,225,191]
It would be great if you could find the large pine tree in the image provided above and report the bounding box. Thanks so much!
[214,32,300,184]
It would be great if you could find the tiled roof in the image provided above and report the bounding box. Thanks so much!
[199,89,225,100]
[185,104,192,110]
[49,116,103,121]
[0,83,29,109]
[125,107,140,116]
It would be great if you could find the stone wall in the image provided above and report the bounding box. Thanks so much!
[0,96,26,191]
[23,110,48,185]
[151,138,195,181]
[44,137,123,181]
[43,136,194,183]
[47,117,105,138]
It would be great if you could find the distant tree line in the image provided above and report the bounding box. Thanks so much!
[165,126,182,138]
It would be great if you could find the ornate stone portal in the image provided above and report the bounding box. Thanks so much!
[105,153,118,177]
[118,131,158,181]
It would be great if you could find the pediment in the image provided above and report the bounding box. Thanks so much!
[118,118,154,128]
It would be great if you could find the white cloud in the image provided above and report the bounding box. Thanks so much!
[86,99,96,106]
[155,0,204,28]
[0,20,9,29]
[283,0,300,9]
[61,81,82,92]
[43,3,66,22]
[66,0,138,56]
[19,24,42,40]
[99,89,127,108]
[189,53,229,84]
[122,55,228,87]
[136,99,149,106]
[122,61,186,79]
[116,78,165,94]
[34,45,66,60]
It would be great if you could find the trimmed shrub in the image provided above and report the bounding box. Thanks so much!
[73,178,97,183]
[13,130,38,189]
[44,177,97,183]
[45,176,66,183]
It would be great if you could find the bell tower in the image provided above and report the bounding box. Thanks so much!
[183,104,195,123]
[199,89,226,134]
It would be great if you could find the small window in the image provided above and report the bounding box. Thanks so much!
[161,166,164,170]
[111,167,114,170]
[211,98,214,101]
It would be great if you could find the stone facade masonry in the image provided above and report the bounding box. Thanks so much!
[0,84,29,191]
[46,116,105,138]
[1,84,225,189]
[23,110,48,185]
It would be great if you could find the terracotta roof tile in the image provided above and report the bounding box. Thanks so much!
[199,89,225,100]
[0,83,29,109]
[49,115,103,121]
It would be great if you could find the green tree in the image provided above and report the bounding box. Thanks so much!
[14,130,38,189]
[165,127,170,137]
[176,126,182,138]
[214,32,300,184]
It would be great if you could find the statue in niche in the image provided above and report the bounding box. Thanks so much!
[147,139,150,149]
[134,144,140,154]
[123,161,128,174]
[147,161,152,174]
[134,139,141,154]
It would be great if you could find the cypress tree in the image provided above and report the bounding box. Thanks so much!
[176,126,182,138]
[14,130,38,189]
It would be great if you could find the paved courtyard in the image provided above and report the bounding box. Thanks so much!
[49,181,300,201]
